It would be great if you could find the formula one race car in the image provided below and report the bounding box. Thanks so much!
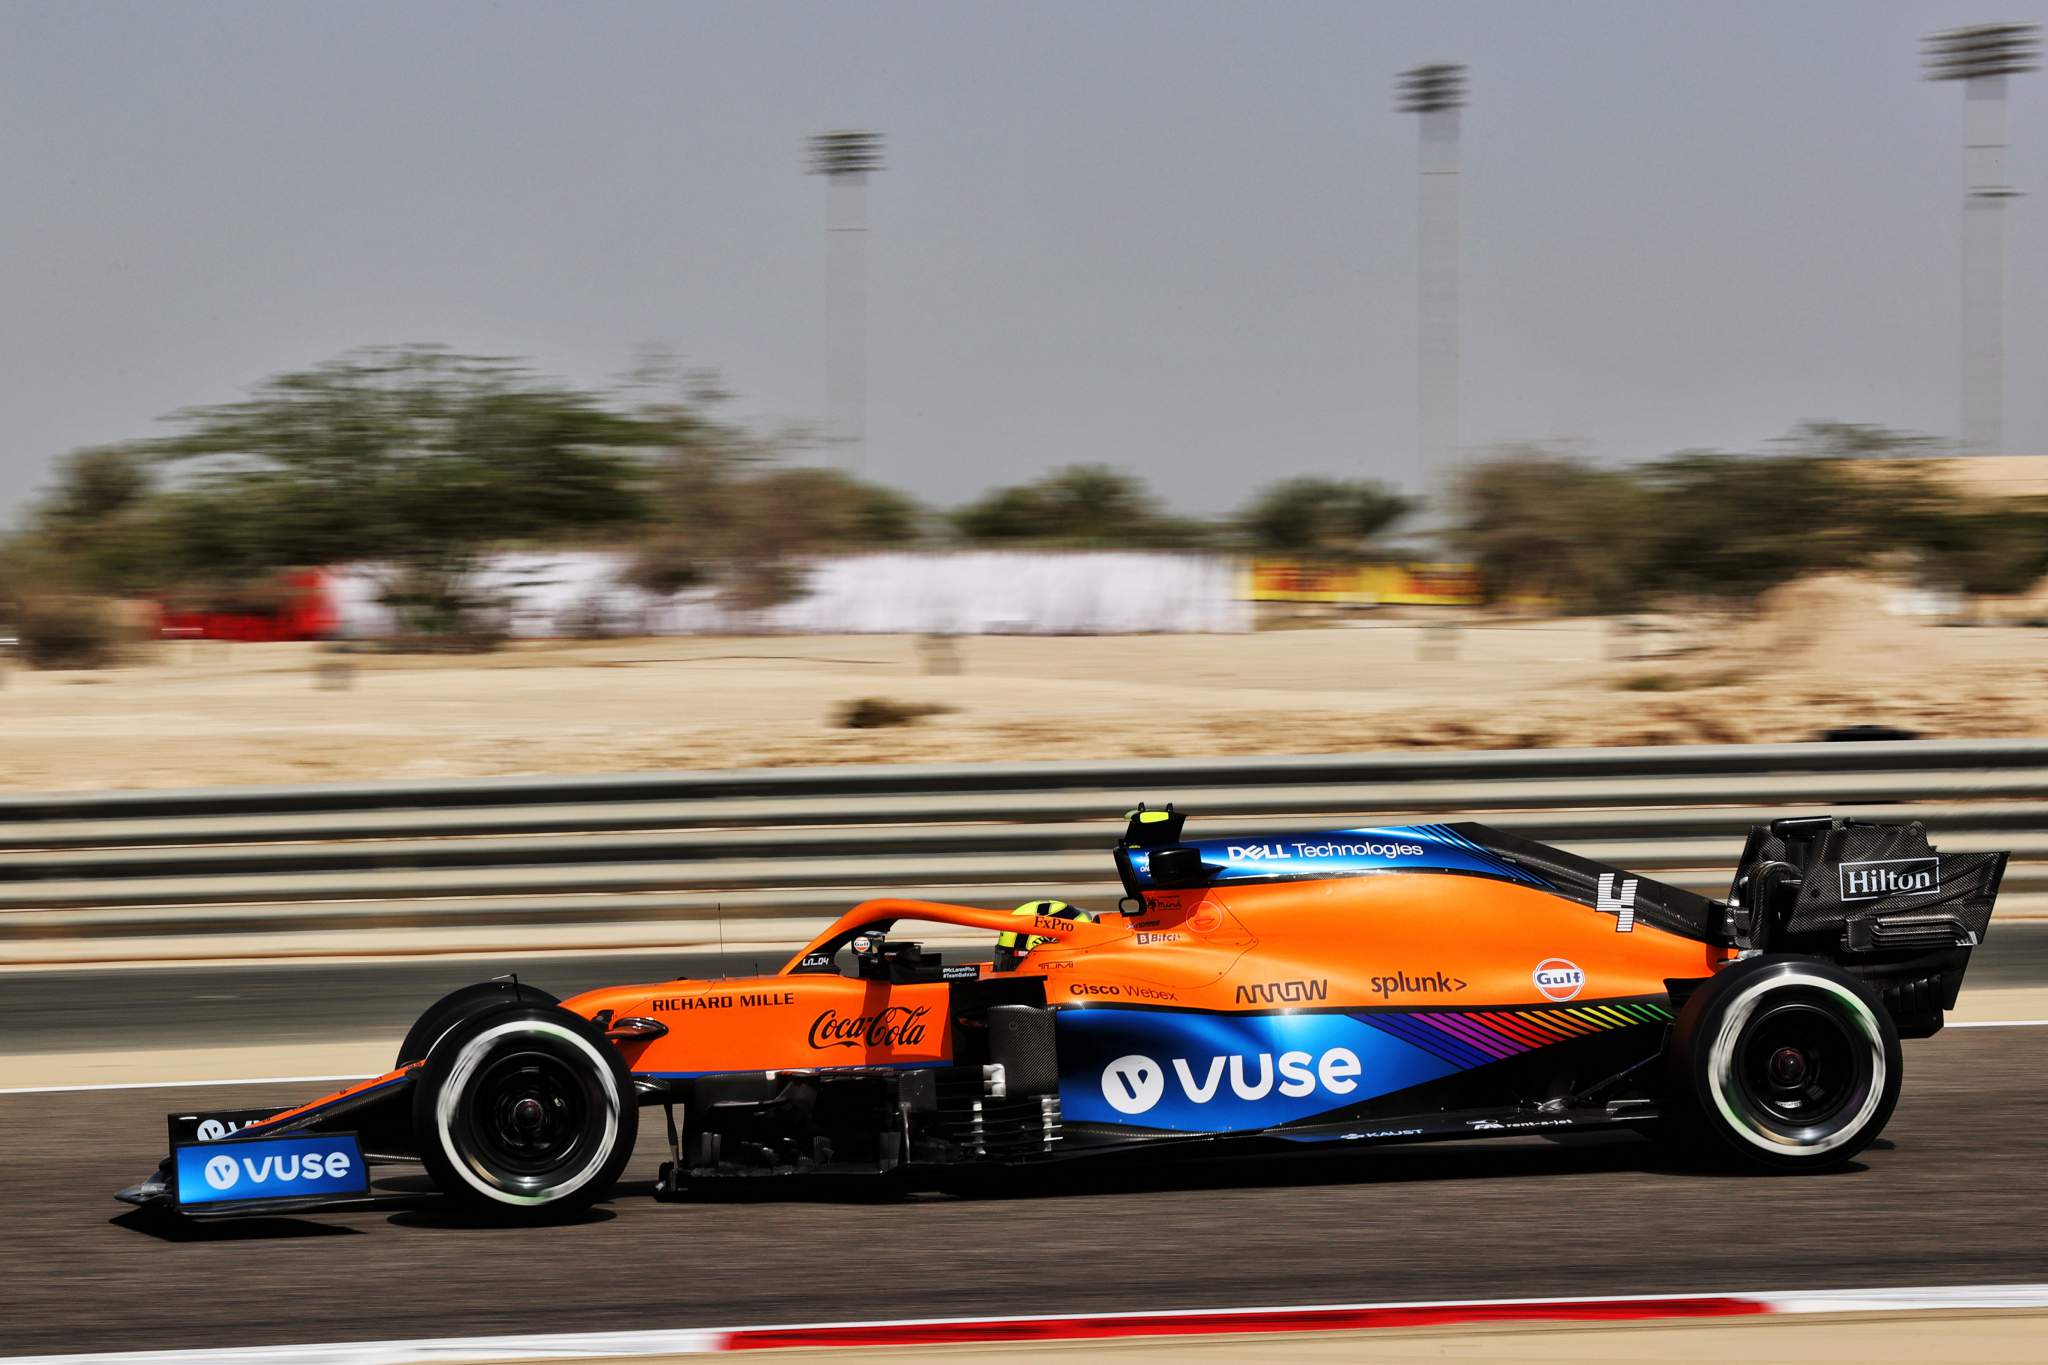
[118,809,2005,1222]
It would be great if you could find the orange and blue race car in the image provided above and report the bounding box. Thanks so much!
[118,807,2006,1223]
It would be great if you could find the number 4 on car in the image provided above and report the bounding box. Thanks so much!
[117,808,2005,1223]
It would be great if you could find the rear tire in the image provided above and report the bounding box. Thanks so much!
[412,1003,637,1222]
[396,981,558,1068]
[1665,956,1901,1172]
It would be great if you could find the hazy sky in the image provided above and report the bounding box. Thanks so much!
[4,0,2044,517]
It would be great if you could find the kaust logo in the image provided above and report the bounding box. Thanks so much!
[806,1004,930,1050]
[1532,958,1585,1002]
[200,1148,354,1192]
[1099,1046,1364,1116]
[1839,858,1938,901]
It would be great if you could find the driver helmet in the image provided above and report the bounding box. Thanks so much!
[994,899,1092,972]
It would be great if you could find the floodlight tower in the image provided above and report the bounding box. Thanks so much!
[1924,24,2039,457]
[807,130,885,473]
[1398,63,1466,503]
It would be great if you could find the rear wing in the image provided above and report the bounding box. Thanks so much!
[1730,816,2005,954]
[1729,816,2007,1037]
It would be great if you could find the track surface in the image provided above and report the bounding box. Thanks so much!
[2,1026,2044,1357]
[6,924,2046,1055]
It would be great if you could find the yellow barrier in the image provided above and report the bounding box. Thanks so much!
[1246,560,1483,606]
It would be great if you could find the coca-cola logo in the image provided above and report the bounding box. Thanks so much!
[806,1004,931,1051]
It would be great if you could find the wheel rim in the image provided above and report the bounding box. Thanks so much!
[1706,973,1885,1156]
[436,1020,620,1205]
[464,1049,593,1181]
[1736,1003,1858,1129]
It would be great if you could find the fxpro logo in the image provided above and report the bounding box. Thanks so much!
[200,1147,354,1192]
[1225,840,1426,862]
[1099,1047,1363,1116]
[1839,857,1938,901]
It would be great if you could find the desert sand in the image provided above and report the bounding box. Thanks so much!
[0,575,2040,792]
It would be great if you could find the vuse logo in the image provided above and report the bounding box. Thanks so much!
[203,1154,240,1191]
[1098,1046,1363,1116]
[1101,1055,1167,1114]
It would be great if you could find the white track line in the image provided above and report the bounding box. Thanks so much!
[9,1283,2048,1364]
[0,1074,369,1096]
[6,1018,2048,1095]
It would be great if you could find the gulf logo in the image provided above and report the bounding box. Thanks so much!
[1532,958,1585,1002]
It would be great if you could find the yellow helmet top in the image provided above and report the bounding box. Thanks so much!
[996,899,1092,955]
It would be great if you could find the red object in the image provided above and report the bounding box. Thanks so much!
[157,570,337,643]
[719,1297,1770,1350]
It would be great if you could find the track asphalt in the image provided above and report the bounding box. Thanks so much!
[2,1023,2043,1357]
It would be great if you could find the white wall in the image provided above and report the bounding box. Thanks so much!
[331,551,1251,637]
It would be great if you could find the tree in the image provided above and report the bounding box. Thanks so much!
[22,446,169,596]
[1451,449,1648,610]
[1628,453,1884,601]
[628,460,929,613]
[1236,478,1413,555]
[950,465,1211,547]
[149,347,659,637]
[1903,499,2048,596]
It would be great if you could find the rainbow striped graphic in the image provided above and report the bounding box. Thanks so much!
[1360,999,1673,1071]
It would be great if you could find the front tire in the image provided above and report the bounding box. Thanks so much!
[1665,956,1901,1172]
[412,1004,637,1221]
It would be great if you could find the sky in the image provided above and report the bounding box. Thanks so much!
[3,0,2045,517]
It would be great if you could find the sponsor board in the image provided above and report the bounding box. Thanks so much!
[172,1132,368,1208]
[1839,857,1939,901]
[1057,1008,1459,1132]
[1532,959,1585,1002]
[1246,559,1483,606]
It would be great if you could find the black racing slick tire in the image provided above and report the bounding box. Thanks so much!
[396,981,558,1068]
[412,1003,637,1222]
[1665,955,1902,1173]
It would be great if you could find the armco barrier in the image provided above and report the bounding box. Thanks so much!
[3,739,2045,964]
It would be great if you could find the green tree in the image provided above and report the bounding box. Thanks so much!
[628,459,929,612]
[1903,500,2048,596]
[951,465,1210,547]
[22,446,170,596]
[1629,453,1882,600]
[1236,478,1413,555]
[1451,449,1648,610]
[149,347,658,637]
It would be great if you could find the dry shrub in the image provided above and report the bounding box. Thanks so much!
[17,596,128,669]
[836,697,955,729]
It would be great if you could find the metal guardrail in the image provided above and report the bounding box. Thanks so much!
[5,739,2047,963]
